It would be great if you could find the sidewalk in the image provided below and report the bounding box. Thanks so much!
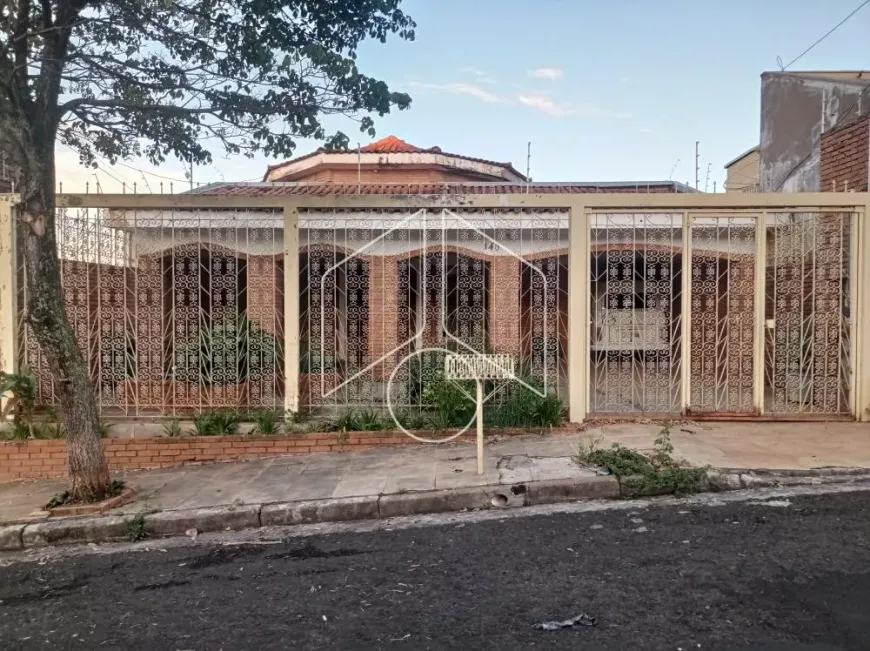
[2,420,868,527]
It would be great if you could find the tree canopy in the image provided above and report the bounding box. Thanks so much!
[0,0,415,501]
[1,0,415,175]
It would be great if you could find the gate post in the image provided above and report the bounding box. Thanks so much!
[0,196,16,416]
[283,205,300,415]
[567,201,588,423]
[855,202,870,421]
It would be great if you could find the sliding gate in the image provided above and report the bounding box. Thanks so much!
[588,209,855,418]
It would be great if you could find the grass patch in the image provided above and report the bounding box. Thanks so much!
[574,425,707,498]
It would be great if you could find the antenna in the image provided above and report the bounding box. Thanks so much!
[669,158,680,181]
[704,162,711,193]
[694,141,700,190]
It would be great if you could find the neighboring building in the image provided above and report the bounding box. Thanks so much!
[819,114,869,192]
[723,146,760,193]
[759,70,870,192]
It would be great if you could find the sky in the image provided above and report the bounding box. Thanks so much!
[55,0,870,193]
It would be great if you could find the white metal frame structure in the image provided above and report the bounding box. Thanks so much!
[1,191,869,424]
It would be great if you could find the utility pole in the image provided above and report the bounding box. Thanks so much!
[704,162,711,193]
[694,141,700,190]
[526,141,532,193]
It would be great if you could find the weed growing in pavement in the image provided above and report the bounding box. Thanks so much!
[336,428,350,448]
[574,424,707,498]
[125,511,147,542]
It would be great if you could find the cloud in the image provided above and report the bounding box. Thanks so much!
[519,94,631,119]
[410,81,506,104]
[460,67,496,84]
[519,94,573,116]
[639,127,654,134]
[528,67,564,80]
[619,77,630,83]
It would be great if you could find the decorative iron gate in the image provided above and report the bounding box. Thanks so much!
[298,208,569,411]
[589,212,684,413]
[587,210,855,417]
[17,206,286,416]
[8,195,862,422]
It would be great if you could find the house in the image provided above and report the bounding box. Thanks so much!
[27,135,709,416]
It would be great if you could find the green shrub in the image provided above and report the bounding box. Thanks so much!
[392,409,427,430]
[169,315,283,386]
[162,418,184,437]
[34,422,66,439]
[250,409,281,435]
[422,378,475,428]
[192,410,240,435]
[356,408,383,431]
[335,409,360,432]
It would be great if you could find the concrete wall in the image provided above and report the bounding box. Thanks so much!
[725,148,760,192]
[760,72,870,192]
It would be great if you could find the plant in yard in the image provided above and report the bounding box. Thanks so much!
[534,393,565,428]
[1,420,32,441]
[0,0,415,501]
[336,429,350,448]
[335,409,361,432]
[426,409,457,433]
[0,367,38,437]
[423,378,475,428]
[162,418,184,438]
[287,410,310,424]
[192,410,240,436]
[251,409,282,435]
[356,408,384,432]
[393,409,426,430]
[34,422,67,440]
[170,315,283,387]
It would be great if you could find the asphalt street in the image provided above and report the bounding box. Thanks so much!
[1,488,869,650]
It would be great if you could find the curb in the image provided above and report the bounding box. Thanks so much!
[2,470,869,552]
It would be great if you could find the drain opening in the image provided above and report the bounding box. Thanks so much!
[491,494,509,507]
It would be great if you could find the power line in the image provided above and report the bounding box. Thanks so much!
[778,0,870,71]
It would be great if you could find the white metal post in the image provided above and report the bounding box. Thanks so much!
[0,196,15,420]
[476,379,484,475]
[754,212,767,414]
[284,205,300,415]
[568,204,588,423]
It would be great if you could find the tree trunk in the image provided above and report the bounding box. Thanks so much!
[19,147,109,501]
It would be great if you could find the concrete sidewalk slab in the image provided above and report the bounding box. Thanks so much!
[1,421,869,549]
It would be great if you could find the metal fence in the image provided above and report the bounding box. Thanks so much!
[2,191,868,422]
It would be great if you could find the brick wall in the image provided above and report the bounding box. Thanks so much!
[820,114,869,192]
[0,432,422,481]
[368,257,400,378]
[489,256,520,353]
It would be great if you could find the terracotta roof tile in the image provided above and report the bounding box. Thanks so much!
[359,135,422,153]
[191,182,690,197]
